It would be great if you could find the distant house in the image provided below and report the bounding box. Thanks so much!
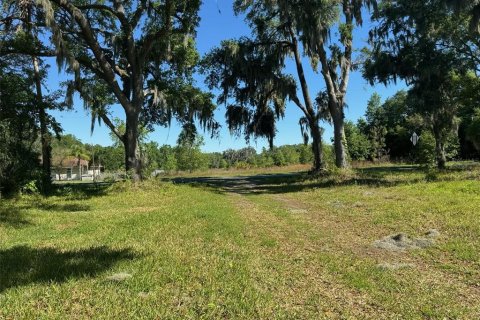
[151,169,165,177]
[52,156,102,181]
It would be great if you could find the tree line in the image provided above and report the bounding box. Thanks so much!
[47,133,315,176]
[345,88,480,164]
[1,0,479,195]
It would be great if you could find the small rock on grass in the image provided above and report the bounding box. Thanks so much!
[373,232,435,251]
[377,262,415,271]
[290,209,308,214]
[138,292,150,299]
[106,272,132,282]
[425,229,440,238]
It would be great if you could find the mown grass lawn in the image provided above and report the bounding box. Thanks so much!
[1,164,480,319]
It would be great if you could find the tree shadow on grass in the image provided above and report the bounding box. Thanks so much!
[0,246,138,292]
[255,175,426,194]
[170,172,309,195]
[169,165,472,195]
[50,182,113,200]
[0,205,32,228]
[170,170,404,195]
[36,202,91,212]
[0,202,91,229]
[357,165,422,175]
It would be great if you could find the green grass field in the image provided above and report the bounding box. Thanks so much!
[1,163,480,319]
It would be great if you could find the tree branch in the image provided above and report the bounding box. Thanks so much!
[75,55,108,80]
[139,0,173,64]
[77,4,115,13]
[318,44,338,105]
[111,1,138,82]
[100,113,124,143]
[339,2,353,96]
[48,0,132,112]
[0,47,56,57]
[290,94,309,118]
[131,4,145,29]
[287,22,316,118]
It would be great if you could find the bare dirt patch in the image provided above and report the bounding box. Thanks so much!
[271,194,309,214]
[373,230,440,251]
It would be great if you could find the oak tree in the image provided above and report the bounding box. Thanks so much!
[34,0,218,180]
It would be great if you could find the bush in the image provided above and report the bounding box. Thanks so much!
[234,161,251,169]
[21,180,40,195]
[271,148,286,166]
[414,130,460,167]
[344,120,372,161]
[0,122,41,196]
[322,144,336,169]
[415,131,436,167]
[298,145,313,164]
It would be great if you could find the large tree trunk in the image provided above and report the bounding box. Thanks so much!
[32,55,52,192]
[124,110,142,181]
[317,2,354,169]
[434,134,447,169]
[331,106,348,168]
[288,28,324,172]
[26,4,51,192]
[310,122,324,173]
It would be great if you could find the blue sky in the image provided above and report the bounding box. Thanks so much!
[47,0,406,152]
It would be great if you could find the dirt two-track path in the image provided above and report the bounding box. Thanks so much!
[172,174,392,318]
[172,173,480,319]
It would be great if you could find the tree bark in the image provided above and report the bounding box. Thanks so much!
[32,52,52,192]
[24,2,52,191]
[316,1,354,169]
[434,134,447,169]
[288,25,324,171]
[124,110,142,181]
[318,50,350,169]
[310,122,324,173]
[331,105,348,168]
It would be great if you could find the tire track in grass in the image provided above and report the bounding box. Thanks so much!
[174,174,480,318]
[227,192,382,319]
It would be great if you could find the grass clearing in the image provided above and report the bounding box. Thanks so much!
[1,163,480,318]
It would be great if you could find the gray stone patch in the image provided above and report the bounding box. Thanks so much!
[425,229,441,238]
[106,272,132,282]
[138,292,150,299]
[373,232,435,251]
[352,202,365,208]
[329,200,345,208]
[377,262,415,271]
[290,209,308,214]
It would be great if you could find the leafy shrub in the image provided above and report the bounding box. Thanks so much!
[234,161,251,169]
[0,122,41,196]
[322,144,336,169]
[415,131,436,167]
[21,180,40,195]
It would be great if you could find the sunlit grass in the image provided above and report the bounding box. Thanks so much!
[1,163,479,318]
